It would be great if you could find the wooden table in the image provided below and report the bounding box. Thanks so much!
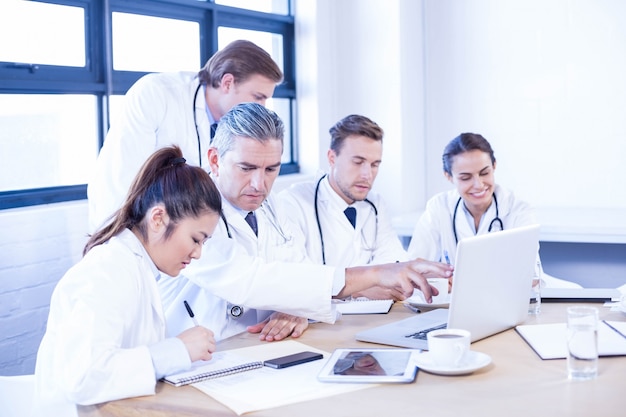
[78,302,625,417]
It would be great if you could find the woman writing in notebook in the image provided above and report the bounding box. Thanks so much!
[407,132,577,289]
[34,146,222,415]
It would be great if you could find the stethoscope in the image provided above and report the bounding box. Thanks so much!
[192,82,219,167]
[194,86,244,317]
[452,193,503,244]
[314,174,378,265]
[218,201,291,243]
[219,200,292,318]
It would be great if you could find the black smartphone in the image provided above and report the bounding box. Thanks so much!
[263,351,324,369]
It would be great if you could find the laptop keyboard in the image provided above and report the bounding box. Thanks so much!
[405,323,447,340]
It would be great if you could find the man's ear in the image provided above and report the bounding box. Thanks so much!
[220,73,235,92]
[327,149,336,167]
[207,148,220,176]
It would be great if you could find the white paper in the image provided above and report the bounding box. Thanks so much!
[190,340,376,415]
[515,320,626,359]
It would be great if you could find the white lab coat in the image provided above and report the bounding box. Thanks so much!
[407,185,535,264]
[159,194,338,341]
[407,185,581,288]
[276,175,408,267]
[87,72,213,232]
[34,230,190,415]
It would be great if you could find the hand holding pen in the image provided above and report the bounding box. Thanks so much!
[184,300,200,326]
[177,300,216,361]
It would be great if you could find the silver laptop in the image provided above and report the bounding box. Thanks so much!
[356,224,541,349]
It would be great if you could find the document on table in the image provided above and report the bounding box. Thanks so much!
[333,298,393,314]
[189,340,377,415]
[515,320,626,359]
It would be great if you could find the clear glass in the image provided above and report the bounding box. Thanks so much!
[0,1,85,67]
[266,98,292,163]
[566,306,598,380]
[112,13,200,72]
[529,259,542,314]
[215,0,289,15]
[0,94,99,191]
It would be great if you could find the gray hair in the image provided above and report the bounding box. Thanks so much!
[212,102,284,156]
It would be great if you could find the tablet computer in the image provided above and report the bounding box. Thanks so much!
[317,348,420,383]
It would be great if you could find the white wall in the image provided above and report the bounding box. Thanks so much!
[295,0,428,210]
[2,0,626,375]
[421,0,626,210]
[0,202,87,375]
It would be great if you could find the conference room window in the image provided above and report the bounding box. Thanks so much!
[0,0,297,210]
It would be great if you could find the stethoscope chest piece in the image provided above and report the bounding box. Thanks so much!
[228,304,244,319]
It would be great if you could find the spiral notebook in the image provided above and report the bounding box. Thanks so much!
[163,353,263,387]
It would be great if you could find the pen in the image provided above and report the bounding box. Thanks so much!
[183,300,200,327]
[443,250,451,265]
[403,303,421,314]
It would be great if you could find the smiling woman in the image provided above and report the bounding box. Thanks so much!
[33,146,223,415]
[408,133,536,266]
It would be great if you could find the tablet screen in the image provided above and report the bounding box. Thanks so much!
[317,348,420,383]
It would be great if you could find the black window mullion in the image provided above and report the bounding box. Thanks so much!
[0,0,297,210]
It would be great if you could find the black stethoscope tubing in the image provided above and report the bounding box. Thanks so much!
[195,84,233,240]
[197,87,238,315]
[192,82,203,168]
[452,193,503,244]
[314,174,378,265]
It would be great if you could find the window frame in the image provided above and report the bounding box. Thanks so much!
[0,0,297,210]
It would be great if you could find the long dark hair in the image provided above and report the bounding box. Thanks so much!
[84,145,222,255]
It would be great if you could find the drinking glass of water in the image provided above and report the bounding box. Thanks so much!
[529,259,542,314]
[566,306,598,380]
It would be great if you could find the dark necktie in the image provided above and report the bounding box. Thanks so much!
[344,207,357,228]
[210,123,218,140]
[245,211,258,236]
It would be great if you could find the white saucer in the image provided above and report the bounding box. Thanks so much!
[405,293,451,309]
[414,351,491,376]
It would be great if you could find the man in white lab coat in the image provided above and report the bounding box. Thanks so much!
[87,40,283,232]
[159,104,454,342]
[277,115,410,300]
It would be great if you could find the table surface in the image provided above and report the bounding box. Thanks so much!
[78,302,626,417]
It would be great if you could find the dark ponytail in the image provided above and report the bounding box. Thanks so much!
[84,145,221,255]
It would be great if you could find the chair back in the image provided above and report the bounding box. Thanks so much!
[0,374,35,417]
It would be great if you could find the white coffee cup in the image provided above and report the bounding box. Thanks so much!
[427,328,471,368]
[428,278,449,304]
